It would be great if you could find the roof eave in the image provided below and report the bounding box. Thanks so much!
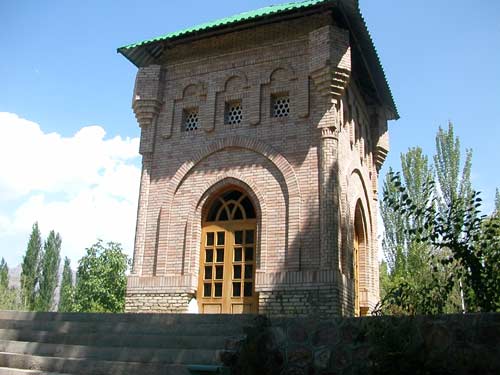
[117,1,335,67]
[336,2,399,120]
[118,0,399,120]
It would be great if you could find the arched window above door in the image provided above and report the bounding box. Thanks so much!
[206,189,256,222]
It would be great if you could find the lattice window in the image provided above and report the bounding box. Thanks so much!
[183,107,199,131]
[206,190,256,222]
[272,94,290,118]
[225,100,243,125]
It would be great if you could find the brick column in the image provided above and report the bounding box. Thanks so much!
[319,120,340,269]
[132,152,152,275]
[130,65,164,275]
[309,24,351,270]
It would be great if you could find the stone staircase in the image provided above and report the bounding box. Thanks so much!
[0,311,254,375]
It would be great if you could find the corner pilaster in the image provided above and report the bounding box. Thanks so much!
[131,151,152,275]
[131,65,164,275]
[309,25,351,271]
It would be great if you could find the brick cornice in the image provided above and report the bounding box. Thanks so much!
[127,275,197,294]
[310,66,350,103]
[374,145,388,171]
[320,125,340,139]
[132,98,162,128]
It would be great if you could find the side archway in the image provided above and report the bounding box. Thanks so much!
[353,199,368,316]
[343,168,373,316]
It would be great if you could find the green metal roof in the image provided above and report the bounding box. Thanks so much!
[118,0,329,51]
[117,0,399,120]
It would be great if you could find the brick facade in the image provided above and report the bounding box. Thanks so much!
[123,4,395,317]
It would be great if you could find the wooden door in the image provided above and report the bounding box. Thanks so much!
[197,189,258,314]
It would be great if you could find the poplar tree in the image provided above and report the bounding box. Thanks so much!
[58,257,74,312]
[0,257,21,310]
[0,258,8,290]
[433,123,474,310]
[36,231,61,311]
[378,123,500,314]
[21,222,42,310]
[495,188,500,216]
[434,122,473,208]
[381,147,433,287]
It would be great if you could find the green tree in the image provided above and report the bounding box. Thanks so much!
[73,240,129,313]
[495,188,500,216]
[0,258,8,290]
[0,287,21,311]
[21,222,42,310]
[58,257,74,312]
[378,124,478,314]
[380,147,434,300]
[0,258,21,310]
[433,123,475,311]
[380,173,500,312]
[36,231,61,311]
[434,122,473,208]
[378,260,390,298]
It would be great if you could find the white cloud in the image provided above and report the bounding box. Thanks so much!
[0,112,140,265]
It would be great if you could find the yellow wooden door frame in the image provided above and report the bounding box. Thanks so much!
[198,220,258,313]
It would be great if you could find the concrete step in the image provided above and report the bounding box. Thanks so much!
[0,340,220,365]
[0,329,231,350]
[0,311,256,326]
[0,312,244,374]
[0,367,70,375]
[0,319,246,336]
[0,352,192,375]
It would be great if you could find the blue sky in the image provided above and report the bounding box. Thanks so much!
[1,0,499,267]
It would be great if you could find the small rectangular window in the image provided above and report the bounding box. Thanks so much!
[272,94,290,118]
[214,283,223,297]
[244,282,253,297]
[204,266,212,280]
[183,107,199,131]
[225,100,243,125]
[203,283,212,297]
[233,282,241,297]
[215,265,224,279]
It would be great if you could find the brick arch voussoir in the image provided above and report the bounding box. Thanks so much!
[265,63,297,84]
[160,135,301,271]
[217,70,249,92]
[167,136,300,207]
[349,168,372,232]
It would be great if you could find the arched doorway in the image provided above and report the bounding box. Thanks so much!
[353,201,367,317]
[197,188,258,314]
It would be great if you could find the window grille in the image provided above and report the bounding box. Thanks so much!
[183,108,199,131]
[272,94,290,118]
[225,101,243,125]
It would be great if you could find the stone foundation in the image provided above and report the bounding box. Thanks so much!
[125,292,191,313]
[259,287,340,317]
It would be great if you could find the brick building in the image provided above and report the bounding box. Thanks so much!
[118,0,397,317]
